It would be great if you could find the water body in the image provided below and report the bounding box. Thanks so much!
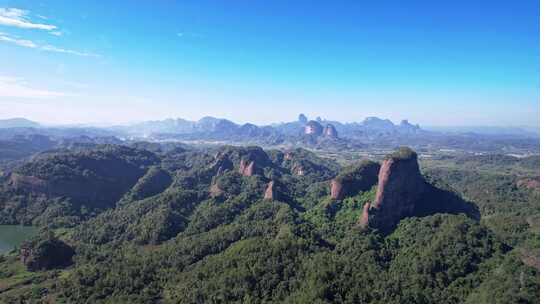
[0,225,37,254]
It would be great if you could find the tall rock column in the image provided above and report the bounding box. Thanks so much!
[359,147,425,231]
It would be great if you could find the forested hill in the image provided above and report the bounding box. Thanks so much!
[0,144,538,303]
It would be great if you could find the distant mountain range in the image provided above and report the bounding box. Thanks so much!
[1,115,540,154]
[111,114,424,139]
[4,115,538,138]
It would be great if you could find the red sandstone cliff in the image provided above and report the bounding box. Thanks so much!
[264,181,276,200]
[359,147,425,231]
[323,124,338,138]
[239,159,255,176]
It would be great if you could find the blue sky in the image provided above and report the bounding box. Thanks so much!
[0,0,539,126]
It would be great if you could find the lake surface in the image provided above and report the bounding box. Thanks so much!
[0,225,37,254]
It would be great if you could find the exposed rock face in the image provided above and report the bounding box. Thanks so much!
[239,159,256,176]
[323,124,338,138]
[8,146,158,210]
[330,160,380,200]
[292,164,305,176]
[330,179,344,200]
[358,202,370,227]
[213,146,273,177]
[284,151,294,161]
[211,152,234,175]
[304,120,323,136]
[210,182,224,198]
[264,181,278,201]
[360,147,426,231]
[20,238,75,271]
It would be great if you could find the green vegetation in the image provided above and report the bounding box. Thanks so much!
[0,145,538,303]
[385,146,417,160]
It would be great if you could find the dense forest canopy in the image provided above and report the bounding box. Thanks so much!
[0,143,538,303]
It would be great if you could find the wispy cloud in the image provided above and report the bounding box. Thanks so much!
[0,33,99,57]
[0,76,68,99]
[0,8,56,31]
[0,8,99,57]
[0,34,37,48]
[41,45,98,57]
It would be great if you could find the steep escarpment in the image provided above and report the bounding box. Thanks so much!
[207,146,277,198]
[330,160,380,200]
[0,145,160,224]
[359,147,478,232]
[211,146,274,177]
[264,181,277,200]
[9,145,158,205]
[360,147,426,231]
[263,180,287,201]
[304,120,324,136]
[323,124,338,138]
[1,143,537,303]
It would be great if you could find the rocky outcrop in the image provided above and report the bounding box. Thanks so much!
[359,147,426,231]
[239,159,256,176]
[211,153,234,175]
[304,120,324,136]
[359,202,370,227]
[264,181,278,201]
[323,124,338,138]
[8,146,158,210]
[20,237,75,271]
[292,163,305,176]
[210,182,224,198]
[284,151,294,161]
[330,179,344,199]
[330,160,380,200]
[212,146,274,177]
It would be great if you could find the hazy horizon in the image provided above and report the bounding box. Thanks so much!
[1,1,539,127]
[2,115,540,134]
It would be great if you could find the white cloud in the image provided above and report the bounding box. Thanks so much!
[0,76,67,99]
[41,45,99,57]
[0,34,37,48]
[0,33,99,57]
[0,8,57,31]
[0,8,98,57]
